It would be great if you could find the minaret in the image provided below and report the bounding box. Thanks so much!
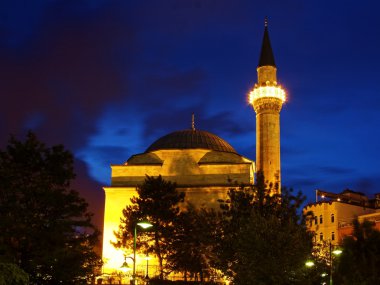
[249,18,286,194]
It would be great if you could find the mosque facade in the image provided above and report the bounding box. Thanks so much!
[102,21,286,274]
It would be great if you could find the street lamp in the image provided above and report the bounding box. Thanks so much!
[329,242,342,285]
[132,221,153,285]
[145,251,150,280]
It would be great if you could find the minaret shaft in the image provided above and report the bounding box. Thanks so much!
[255,100,282,193]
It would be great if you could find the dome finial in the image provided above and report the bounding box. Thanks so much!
[191,113,195,131]
[264,16,268,27]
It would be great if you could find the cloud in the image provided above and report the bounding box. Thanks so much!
[145,68,205,94]
[285,177,321,189]
[0,1,134,150]
[318,166,354,175]
[72,159,104,231]
[352,177,378,195]
[77,146,133,185]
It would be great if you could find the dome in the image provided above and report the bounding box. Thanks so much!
[145,129,237,154]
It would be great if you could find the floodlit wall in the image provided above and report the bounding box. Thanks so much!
[102,148,255,274]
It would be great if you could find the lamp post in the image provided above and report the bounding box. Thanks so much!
[145,251,150,280]
[121,255,134,285]
[132,221,153,285]
[329,242,342,285]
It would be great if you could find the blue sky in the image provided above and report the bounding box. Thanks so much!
[1,0,380,225]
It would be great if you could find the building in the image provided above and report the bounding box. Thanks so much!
[304,189,380,245]
[102,20,286,275]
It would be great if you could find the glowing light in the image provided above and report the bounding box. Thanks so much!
[305,260,315,267]
[137,221,153,229]
[321,272,328,277]
[249,86,286,104]
[332,249,343,255]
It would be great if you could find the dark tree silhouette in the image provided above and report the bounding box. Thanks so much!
[217,172,314,285]
[336,219,380,284]
[0,132,101,285]
[114,175,185,279]
[166,203,221,281]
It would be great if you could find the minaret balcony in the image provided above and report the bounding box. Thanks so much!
[249,85,286,105]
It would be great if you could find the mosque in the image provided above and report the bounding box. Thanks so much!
[102,20,287,274]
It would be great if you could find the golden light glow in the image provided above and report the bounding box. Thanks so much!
[137,221,153,229]
[249,86,286,104]
[332,249,343,255]
[305,260,315,267]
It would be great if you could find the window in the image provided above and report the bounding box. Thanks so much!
[320,233,323,241]
[315,216,318,225]
[331,214,335,223]
[320,215,323,224]
[332,232,335,241]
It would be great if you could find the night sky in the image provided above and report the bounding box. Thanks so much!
[2,1,380,228]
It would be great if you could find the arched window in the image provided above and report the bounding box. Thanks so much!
[320,232,323,241]
[332,232,335,241]
[331,214,335,223]
[314,216,318,225]
[320,215,323,224]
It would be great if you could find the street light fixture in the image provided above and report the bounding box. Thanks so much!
[329,242,342,285]
[132,221,153,285]
[121,255,133,272]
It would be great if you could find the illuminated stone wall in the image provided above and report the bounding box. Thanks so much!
[102,148,254,273]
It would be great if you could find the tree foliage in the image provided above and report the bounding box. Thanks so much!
[336,219,380,284]
[0,132,101,284]
[0,262,29,285]
[217,172,314,285]
[166,204,221,281]
[114,175,185,279]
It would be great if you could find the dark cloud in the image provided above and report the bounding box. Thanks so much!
[0,1,134,150]
[142,106,251,144]
[283,177,321,191]
[201,111,252,136]
[145,68,205,94]
[72,159,104,231]
[318,166,354,175]
[351,177,379,196]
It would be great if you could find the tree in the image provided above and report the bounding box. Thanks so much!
[217,172,314,285]
[166,203,221,281]
[0,262,29,285]
[114,175,185,279]
[0,132,101,284]
[335,219,380,284]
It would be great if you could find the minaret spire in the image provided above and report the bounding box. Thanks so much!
[258,17,276,68]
